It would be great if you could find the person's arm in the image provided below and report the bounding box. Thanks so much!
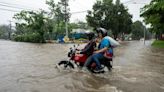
[93,47,108,54]
[80,41,95,54]
[94,38,110,54]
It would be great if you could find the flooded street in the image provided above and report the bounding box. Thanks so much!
[0,40,164,92]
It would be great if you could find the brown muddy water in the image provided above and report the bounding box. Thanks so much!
[0,40,164,92]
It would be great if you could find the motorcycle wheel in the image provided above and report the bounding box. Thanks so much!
[104,61,112,71]
[57,60,74,69]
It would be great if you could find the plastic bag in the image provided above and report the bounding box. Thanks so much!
[104,36,120,47]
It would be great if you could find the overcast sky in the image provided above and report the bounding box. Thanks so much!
[0,0,151,26]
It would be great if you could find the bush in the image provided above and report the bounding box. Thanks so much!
[14,33,43,43]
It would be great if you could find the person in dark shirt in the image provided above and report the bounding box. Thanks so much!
[80,32,96,56]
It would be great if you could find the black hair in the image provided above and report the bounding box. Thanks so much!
[86,32,95,40]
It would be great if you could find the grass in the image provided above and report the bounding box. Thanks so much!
[152,40,164,48]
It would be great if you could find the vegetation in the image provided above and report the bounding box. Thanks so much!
[131,21,153,40]
[152,40,164,48]
[86,0,132,39]
[141,0,164,40]
[131,21,144,40]
[14,33,42,43]
[10,0,157,43]
[13,10,49,43]
[0,25,12,39]
[13,0,71,43]
[46,0,70,39]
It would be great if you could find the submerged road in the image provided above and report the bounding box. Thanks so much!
[0,40,164,92]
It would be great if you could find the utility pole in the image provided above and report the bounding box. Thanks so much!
[9,20,12,40]
[64,0,68,37]
[144,26,146,45]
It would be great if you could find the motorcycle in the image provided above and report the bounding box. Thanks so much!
[56,44,113,73]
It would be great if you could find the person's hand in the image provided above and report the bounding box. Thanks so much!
[95,38,100,43]
[76,49,80,51]
[93,50,99,54]
[76,51,81,54]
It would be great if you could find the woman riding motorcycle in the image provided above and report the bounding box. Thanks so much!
[83,28,113,72]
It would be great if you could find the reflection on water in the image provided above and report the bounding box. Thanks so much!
[0,40,164,92]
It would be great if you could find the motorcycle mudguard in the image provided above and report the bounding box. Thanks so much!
[74,54,88,63]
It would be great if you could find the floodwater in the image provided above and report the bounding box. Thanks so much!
[0,40,164,92]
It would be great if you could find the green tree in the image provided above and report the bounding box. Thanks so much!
[86,0,132,39]
[13,10,48,43]
[12,0,72,42]
[131,21,145,40]
[0,25,10,39]
[46,0,70,38]
[76,21,90,29]
[15,23,28,35]
[131,21,152,40]
[141,0,164,39]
